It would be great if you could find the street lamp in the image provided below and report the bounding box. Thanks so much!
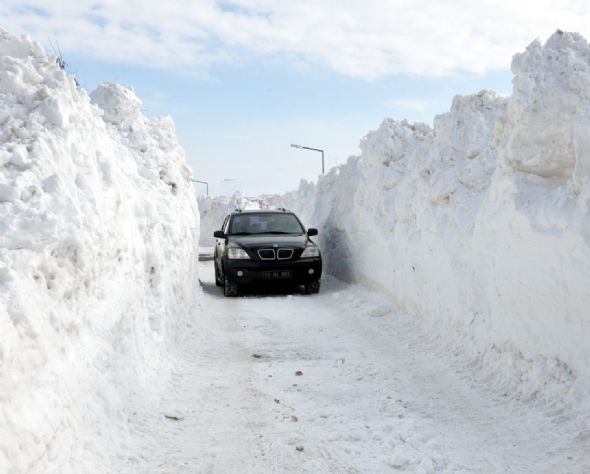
[190,179,208,197]
[290,144,324,174]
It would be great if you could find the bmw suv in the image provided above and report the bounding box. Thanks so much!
[213,209,322,297]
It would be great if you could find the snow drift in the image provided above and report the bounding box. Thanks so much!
[0,30,198,472]
[283,31,590,396]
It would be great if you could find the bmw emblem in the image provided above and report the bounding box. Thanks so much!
[273,244,278,248]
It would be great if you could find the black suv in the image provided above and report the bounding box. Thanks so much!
[213,209,322,296]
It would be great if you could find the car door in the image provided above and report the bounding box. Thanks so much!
[215,214,230,270]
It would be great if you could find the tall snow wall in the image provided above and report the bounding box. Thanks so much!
[284,31,590,383]
[0,30,198,471]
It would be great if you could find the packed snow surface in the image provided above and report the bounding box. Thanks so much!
[282,31,590,405]
[102,261,589,473]
[0,30,198,472]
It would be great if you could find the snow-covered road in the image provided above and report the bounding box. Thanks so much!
[119,261,587,473]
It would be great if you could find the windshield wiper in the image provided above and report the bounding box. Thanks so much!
[233,231,300,235]
[257,231,295,235]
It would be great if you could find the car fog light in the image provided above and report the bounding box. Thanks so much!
[237,270,244,277]
[308,268,315,275]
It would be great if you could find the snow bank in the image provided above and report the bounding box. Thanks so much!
[0,30,198,472]
[284,31,590,396]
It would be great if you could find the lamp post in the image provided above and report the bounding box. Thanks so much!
[290,144,324,174]
[191,179,208,197]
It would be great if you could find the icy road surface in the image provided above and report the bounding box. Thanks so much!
[121,261,586,473]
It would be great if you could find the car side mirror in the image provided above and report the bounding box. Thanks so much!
[307,228,318,237]
[213,230,226,239]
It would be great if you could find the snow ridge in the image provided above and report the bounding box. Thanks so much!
[0,30,198,472]
[284,31,590,407]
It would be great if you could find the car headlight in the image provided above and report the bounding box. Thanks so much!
[300,246,320,258]
[227,247,250,259]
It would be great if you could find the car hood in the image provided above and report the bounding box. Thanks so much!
[229,234,308,250]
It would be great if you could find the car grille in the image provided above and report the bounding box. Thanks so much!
[257,248,294,260]
[258,249,276,260]
[277,249,294,260]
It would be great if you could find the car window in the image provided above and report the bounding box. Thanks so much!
[229,213,304,235]
[221,215,230,233]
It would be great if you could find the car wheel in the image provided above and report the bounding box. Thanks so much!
[214,261,223,287]
[305,280,320,294]
[224,276,238,297]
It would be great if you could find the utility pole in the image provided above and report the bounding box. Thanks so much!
[290,144,325,174]
[191,179,208,197]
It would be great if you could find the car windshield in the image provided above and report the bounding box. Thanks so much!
[229,213,304,236]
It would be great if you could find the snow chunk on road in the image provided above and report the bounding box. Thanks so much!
[0,29,198,472]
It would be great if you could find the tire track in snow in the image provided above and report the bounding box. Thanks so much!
[117,261,587,473]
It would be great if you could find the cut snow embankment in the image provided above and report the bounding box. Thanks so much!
[0,30,198,472]
[283,31,590,410]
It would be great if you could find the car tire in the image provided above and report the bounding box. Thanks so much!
[305,280,320,294]
[224,276,238,297]
[214,261,223,287]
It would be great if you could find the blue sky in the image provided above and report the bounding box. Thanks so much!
[3,1,589,196]
[69,53,513,196]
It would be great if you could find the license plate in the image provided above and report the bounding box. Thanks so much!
[262,270,292,279]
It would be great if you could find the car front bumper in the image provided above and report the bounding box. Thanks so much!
[223,257,322,286]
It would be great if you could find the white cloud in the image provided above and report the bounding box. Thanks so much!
[2,0,590,79]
